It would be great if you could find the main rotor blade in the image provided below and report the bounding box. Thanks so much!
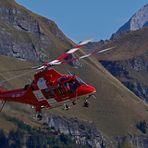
[51,39,92,62]
[97,47,114,53]
[78,39,92,46]
[37,39,92,70]
[56,39,92,61]
[61,47,115,65]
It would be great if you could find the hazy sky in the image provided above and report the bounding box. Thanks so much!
[16,0,147,42]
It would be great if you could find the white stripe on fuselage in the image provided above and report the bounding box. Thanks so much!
[33,90,46,101]
[47,98,57,106]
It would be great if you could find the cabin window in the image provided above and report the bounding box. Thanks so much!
[44,87,55,99]
[58,84,65,95]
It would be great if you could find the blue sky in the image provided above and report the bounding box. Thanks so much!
[16,0,147,42]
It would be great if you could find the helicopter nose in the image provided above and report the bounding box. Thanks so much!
[77,85,96,96]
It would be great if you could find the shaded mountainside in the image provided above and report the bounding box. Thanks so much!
[100,54,148,102]
[112,3,148,39]
[0,0,148,148]
[46,115,109,147]
[0,113,85,148]
[115,135,148,148]
[88,27,148,102]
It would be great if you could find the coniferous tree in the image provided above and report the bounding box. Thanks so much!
[0,129,8,148]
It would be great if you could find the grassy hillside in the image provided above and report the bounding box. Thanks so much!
[95,28,148,61]
[0,55,40,132]
[0,54,148,140]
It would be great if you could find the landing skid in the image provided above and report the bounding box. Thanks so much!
[63,103,70,110]
[85,94,96,100]
[72,100,76,105]
[83,99,89,107]
[83,94,96,107]
[63,99,77,110]
[36,112,43,121]
[0,100,6,112]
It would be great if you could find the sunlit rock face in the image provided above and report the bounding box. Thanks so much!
[112,4,148,39]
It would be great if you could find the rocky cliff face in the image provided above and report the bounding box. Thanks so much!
[45,115,111,148]
[100,54,148,102]
[116,135,148,148]
[0,0,72,62]
[45,115,148,148]
[112,4,148,38]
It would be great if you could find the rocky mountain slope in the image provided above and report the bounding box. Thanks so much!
[88,27,148,102]
[112,3,148,38]
[0,0,72,62]
[0,0,148,147]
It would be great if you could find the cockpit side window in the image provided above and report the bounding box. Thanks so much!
[44,87,55,99]
[58,83,64,95]
[65,80,80,92]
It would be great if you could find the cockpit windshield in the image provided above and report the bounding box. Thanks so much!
[64,79,80,92]
[76,77,86,85]
[59,76,69,82]
[58,76,86,93]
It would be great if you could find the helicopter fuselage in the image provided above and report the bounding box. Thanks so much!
[0,69,96,112]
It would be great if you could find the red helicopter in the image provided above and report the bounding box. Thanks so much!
[0,40,113,120]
